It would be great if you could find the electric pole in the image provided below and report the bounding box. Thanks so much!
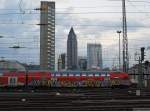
[122,0,129,72]
[117,31,121,71]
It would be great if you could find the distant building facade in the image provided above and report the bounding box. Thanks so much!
[87,43,103,70]
[57,53,67,71]
[58,55,62,71]
[67,27,78,70]
[40,1,55,70]
[78,57,87,71]
[61,53,66,70]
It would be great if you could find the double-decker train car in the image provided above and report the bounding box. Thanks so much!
[0,71,131,88]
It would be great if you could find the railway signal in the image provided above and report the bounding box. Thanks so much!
[141,47,145,62]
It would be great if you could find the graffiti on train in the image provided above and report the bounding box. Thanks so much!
[27,78,127,87]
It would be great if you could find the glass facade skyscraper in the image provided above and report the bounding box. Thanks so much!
[67,27,78,70]
[87,43,102,70]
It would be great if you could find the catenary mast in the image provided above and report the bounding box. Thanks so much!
[122,0,129,72]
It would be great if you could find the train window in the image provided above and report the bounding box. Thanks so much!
[51,73,55,77]
[88,74,93,77]
[62,73,68,77]
[101,74,106,77]
[69,74,74,76]
[75,74,80,77]
[82,73,87,76]
[107,74,110,77]
[55,73,61,77]
[95,73,99,77]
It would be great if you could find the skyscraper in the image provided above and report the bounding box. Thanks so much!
[78,57,87,71]
[61,53,66,70]
[57,55,62,71]
[57,53,66,71]
[40,1,55,70]
[67,27,78,70]
[87,43,103,70]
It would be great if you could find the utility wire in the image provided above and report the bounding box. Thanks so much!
[127,0,150,20]
[0,11,150,15]
[0,22,149,28]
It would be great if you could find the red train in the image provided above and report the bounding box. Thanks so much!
[0,71,131,88]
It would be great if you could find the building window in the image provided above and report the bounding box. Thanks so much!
[47,46,51,49]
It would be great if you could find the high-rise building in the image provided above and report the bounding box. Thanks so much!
[78,56,87,71]
[67,27,78,70]
[87,43,103,70]
[61,53,66,70]
[40,1,55,70]
[57,53,66,71]
[57,55,62,71]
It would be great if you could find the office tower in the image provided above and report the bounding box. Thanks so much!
[87,43,103,70]
[40,1,55,70]
[61,53,66,70]
[57,55,62,71]
[57,53,66,71]
[67,27,78,70]
[78,56,87,71]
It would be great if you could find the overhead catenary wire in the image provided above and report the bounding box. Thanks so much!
[1,11,150,15]
[0,4,150,11]
[0,22,149,29]
[127,0,150,20]
[128,0,150,4]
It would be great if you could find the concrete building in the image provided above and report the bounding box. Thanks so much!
[61,53,66,70]
[40,1,55,70]
[67,27,78,70]
[57,55,62,71]
[87,43,103,70]
[57,53,67,71]
[78,57,87,71]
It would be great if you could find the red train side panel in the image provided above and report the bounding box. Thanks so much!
[0,71,131,88]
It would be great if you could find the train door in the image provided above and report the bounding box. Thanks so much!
[103,73,110,87]
[8,77,17,86]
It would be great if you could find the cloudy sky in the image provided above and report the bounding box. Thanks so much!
[0,0,150,69]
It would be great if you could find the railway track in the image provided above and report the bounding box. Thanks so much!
[0,88,150,111]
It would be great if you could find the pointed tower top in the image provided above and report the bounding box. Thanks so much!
[69,27,75,34]
[68,27,77,40]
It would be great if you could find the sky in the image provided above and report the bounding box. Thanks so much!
[0,0,150,69]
